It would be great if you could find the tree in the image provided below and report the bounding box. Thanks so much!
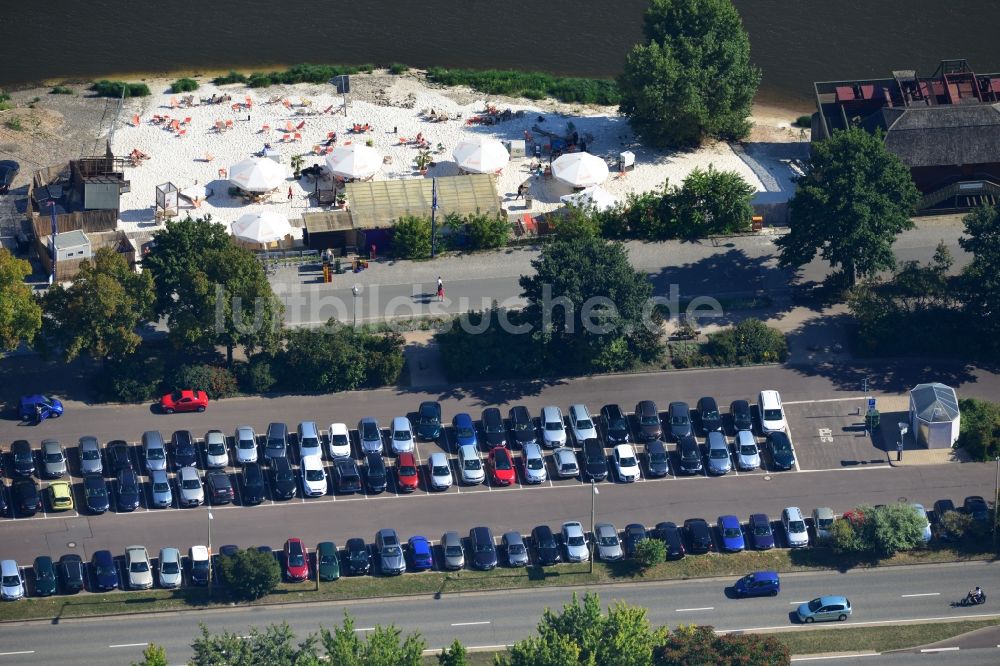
[318,611,425,666]
[634,538,666,570]
[959,203,1000,351]
[392,215,433,259]
[278,325,405,392]
[438,639,469,666]
[657,625,790,665]
[40,247,155,362]
[132,643,168,666]
[776,127,920,286]
[217,547,281,601]
[465,212,512,250]
[673,166,755,237]
[956,398,1000,461]
[618,0,760,148]
[190,622,316,666]
[832,503,927,558]
[702,318,788,365]
[553,205,603,241]
[0,248,41,350]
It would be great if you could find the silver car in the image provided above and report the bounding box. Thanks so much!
[149,469,173,508]
[541,406,567,448]
[142,431,167,473]
[126,545,153,590]
[735,431,760,470]
[552,447,579,478]
[595,522,624,561]
[427,452,453,490]
[41,439,67,478]
[706,431,732,475]
[562,521,589,562]
[375,528,406,575]
[457,444,485,485]
[522,442,547,484]
[390,416,415,454]
[178,466,204,507]
[358,417,383,455]
[204,430,228,468]
[442,531,465,570]
[79,436,103,475]
[234,426,258,464]
[502,531,529,567]
[568,404,598,443]
[158,547,182,588]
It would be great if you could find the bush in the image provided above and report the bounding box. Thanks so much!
[793,114,812,128]
[388,63,409,75]
[240,356,277,393]
[95,356,164,403]
[49,86,73,95]
[90,80,151,97]
[170,363,239,399]
[633,538,666,570]
[464,212,511,250]
[957,398,1000,461]
[939,510,973,541]
[703,319,788,365]
[832,503,928,559]
[426,67,620,105]
[4,118,23,131]
[359,331,406,387]
[392,215,433,259]
[218,548,280,601]
[212,71,248,85]
[276,326,405,393]
[170,77,199,93]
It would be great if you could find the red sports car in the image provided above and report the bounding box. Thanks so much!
[488,447,516,486]
[284,538,308,581]
[396,452,419,492]
[159,389,209,414]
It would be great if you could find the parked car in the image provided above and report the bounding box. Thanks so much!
[452,413,478,448]
[297,421,322,460]
[158,547,182,588]
[730,399,754,433]
[964,495,990,522]
[622,523,647,558]
[139,431,166,474]
[458,444,485,485]
[33,556,57,596]
[300,456,328,497]
[503,532,530,567]
[332,459,363,494]
[416,401,442,441]
[375,529,406,575]
[126,546,154,590]
[734,571,781,598]
[911,503,932,543]
[189,546,210,585]
[177,466,204,507]
[645,440,669,478]
[204,430,228,468]
[83,474,110,514]
[0,560,24,600]
[560,521,589,562]
[364,451,387,494]
[541,406,567,448]
[601,404,630,444]
[264,422,289,462]
[107,440,133,474]
[284,538,309,581]
[797,596,852,623]
[317,541,341,581]
[684,518,713,553]
[757,390,786,434]
[488,447,516,486]
[12,478,41,516]
[358,417,383,455]
[735,431,760,470]
[581,438,608,481]
[241,462,266,505]
[408,536,434,571]
[159,389,208,413]
[116,467,141,512]
[655,521,686,560]
[531,525,561,565]
[0,482,7,517]
[92,550,119,591]
[172,430,197,469]
[469,526,498,570]
[48,480,74,512]
[706,432,732,475]
[327,423,351,459]
[635,400,662,441]
[79,436,103,475]
[697,397,723,434]
[748,513,775,550]
[206,469,235,504]
[396,451,420,492]
[767,431,796,471]
[812,507,836,540]
[782,507,809,548]
[57,554,85,594]
[344,538,371,575]
[613,444,640,482]
[441,531,465,570]
[508,405,537,447]
[552,447,580,478]
[521,442,548,484]
[234,426,258,464]
[717,515,745,552]
[40,439,68,478]
[19,394,63,421]
[390,416,415,454]
[594,523,623,561]
[481,407,507,448]
[667,402,693,440]
[568,404,598,443]
[10,439,35,477]
[271,456,297,499]
[676,436,703,475]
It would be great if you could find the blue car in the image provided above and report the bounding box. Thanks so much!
[408,535,434,571]
[717,515,745,552]
[19,395,63,422]
[733,571,780,598]
[452,413,478,448]
[91,550,119,591]
[748,513,775,550]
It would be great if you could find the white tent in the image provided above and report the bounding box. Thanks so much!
[325,144,382,180]
[229,158,287,193]
[560,186,619,211]
[909,382,961,449]
[453,137,510,174]
[231,211,292,244]
[551,152,610,188]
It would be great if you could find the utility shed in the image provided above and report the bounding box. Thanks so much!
[344,174,500,230]
[909,383,961,449]
[50,229,91,262]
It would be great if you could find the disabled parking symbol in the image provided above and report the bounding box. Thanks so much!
[818,428,833,443]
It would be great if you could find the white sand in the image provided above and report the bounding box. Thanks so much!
[112,74,802,237]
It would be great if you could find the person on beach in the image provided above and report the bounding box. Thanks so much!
[436,277,444,302]
[287,187,293,200]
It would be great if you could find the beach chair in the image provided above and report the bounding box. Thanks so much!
[183,116,192,125]
[225,120,234,130]
[282,99,292,109]
[218,168,227,179]
[245,96,253,108]
[177,129,187,138]
[204,153,215,162]
[132,114,141,127]
[170,119,181,131]
[295,120,306,130]
[322,105,334,114]
[284,120,295,132]
[170,97,178,108]
[261,124,270,133]
[293,132,302,142]
[281,133,291,142]
[312,145,322,155]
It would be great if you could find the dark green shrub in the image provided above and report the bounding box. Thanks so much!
[90,80,151,97]
[218,548,280,601]
[425,67,620,105]
[170,363,238,399]
[388,63,409,75]
[359,332,406,386]
[465,212,511,250]
[96,356,164,403]
[49,86,73,95]
[702,319,788,365]
[0,91,9,103]
[212,71,248,85]
[793,115,812,128]
[247,72,273,88]
[634,538,666,570]
[392,215,433,259]
[957,398,1000,461]
[276,326,404,393]
[240,356,277,393]
[170,77,199,93]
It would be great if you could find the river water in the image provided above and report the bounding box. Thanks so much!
[2,0,999,107]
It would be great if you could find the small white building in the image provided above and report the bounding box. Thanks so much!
[909,382,961,449]
[50,229,92,262]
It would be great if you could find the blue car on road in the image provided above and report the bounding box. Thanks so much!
[452,413,478,449]
[733,571,780,598]
[717,515,745,552]
[408,536,434,571]
[19,395,63,422]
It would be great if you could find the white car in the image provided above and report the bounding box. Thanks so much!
[613,444,640,482]
[0,560,24,600]
[735,431,760,470]
[561,521,589,562]
[158,547,182,588]
[427,452,453,490]
[782,507,809,548]
[457,444,485,485]
[298,422,323,460]
[126,545,153,590]
[189,546,210,585]
[300,455,328,497]
[522,442,548,484]
[552,447,580,478]
[204,430,229,468]
[757,390,787,434]
[327,423,352,459]
[234,426,258,464]
[541,406,567,448]
[912,503,932,543]
[390,416,415,454]
[568,404,598,443]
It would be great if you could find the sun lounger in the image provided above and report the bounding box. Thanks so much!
[215,120,225,132]
[225,120,233,129]
[284,121,294,132]
[312,145,322,155]
[170,97,178,108]
[282,99,292,109]
[322,105,334,114]
[132,114,141,127]
[204,153,214,162]
[261,124,270,133]
[324,146,334,154]
[183,117,192,125]
[295,120,306,130]
[245,96,253,107]
[281,134,291,142]
[170,119,181,131]
[177,129,187,138]
[293,132,302,142]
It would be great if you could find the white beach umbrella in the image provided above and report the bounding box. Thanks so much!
[231,211,292,244]
[560,186,618,211]
[551,152,610,188]
[325,144,382,179]
[452,137,510,174]
[229,158,287,193]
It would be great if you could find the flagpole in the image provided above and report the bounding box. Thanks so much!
[207,511,214,595]
[430,178,438,258]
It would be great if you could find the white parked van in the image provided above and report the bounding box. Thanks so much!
[757,390,787,434]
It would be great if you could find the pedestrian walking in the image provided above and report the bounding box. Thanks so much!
[287,186,293,200]
[371,243,377,260]
[436,276,444,302]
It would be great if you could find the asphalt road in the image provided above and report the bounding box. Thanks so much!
[0,562,997,664]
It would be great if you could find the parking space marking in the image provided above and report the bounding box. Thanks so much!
[783,396,866,405]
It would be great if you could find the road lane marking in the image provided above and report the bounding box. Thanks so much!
[353,627,375,632]
[451,621,491,626]
[920,647,959,652]
[789,601,808,604]
[109,643,148,648]
[0,652,36,657]
[791,655,879,662]
[901,592,940,598]
[675,606,714,612]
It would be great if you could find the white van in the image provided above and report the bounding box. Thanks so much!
[757,390,787,434]
[783,507,809,548]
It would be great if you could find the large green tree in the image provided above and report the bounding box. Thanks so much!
[190,622,317,666]
[673,166,755,237]
[776,127,920,286]
[318,611,425,666]
[40,247,155,362]
[0,248,41,350]
[618,0,761,148]
[959,203,1000,350]
[218,547,281,601]
[279,324,405,392]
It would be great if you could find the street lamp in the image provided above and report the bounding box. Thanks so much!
[207,511,214,594]
[351,284,360,327]
[589,480,599,574]
[993,456,999,550]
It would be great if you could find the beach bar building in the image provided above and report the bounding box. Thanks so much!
[812,59,1000,213]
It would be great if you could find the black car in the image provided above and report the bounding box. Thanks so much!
[766,431,795,470]
[481,407,507,448]
[107,440,133,474]
[645,440,669,477]
[531,525,561,566]
[34,556,57,597]
[635,400,662,441]
[581,438,608,481]
[416,401,442,441]
[83,474,110,514]
[172,430,197,468]
[270,457,297,500]
[622,523,647,557]
[469,526,498,570]
[684,518,714,553]
[241,463,266,505]
[333,459,363,494]
[600,404,630,444]
[0,481,8,517]
[92,550,119,591]
[676,436,703,475]
[508,406,537,447]
[364,451,387,494]
[667,402,693,440]
[964,496,990,522]
[57,554,85,594]
[730,400,753,433]
[697,397,723,434]
[116,468,141,512]
[205,470,234,504]
[655,521,686,560]
[12,477,41,516]
[11,440,35,477]
[344,537,371,575]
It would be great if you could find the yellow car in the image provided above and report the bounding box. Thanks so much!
[49,481,74,512]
